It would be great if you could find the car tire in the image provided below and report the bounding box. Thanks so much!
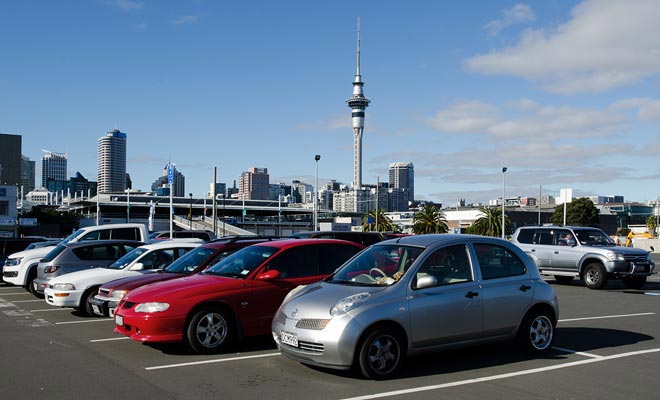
[554,275,574,284]
[622,276,647,290]
[357,327,405,380]
[26,267,44,299]
[583,263,607,290]
[517,310,554,353]
[186,307,234,354]
[80,287,99,317]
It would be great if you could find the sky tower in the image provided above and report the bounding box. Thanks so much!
[346,18,370,189]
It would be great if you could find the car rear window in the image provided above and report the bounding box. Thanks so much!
[515,229,535,244]
[41,244,68,262]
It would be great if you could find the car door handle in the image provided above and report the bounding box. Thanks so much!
[465,291,479,299]
[554,251,559,254]
[519,285,532,292]
[531,249,536,252]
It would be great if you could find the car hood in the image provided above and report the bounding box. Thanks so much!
[123,273,245,303]
[281,281,389,319]
[7,246,51,260]
[100,272,185,291]
[48,267,128,286]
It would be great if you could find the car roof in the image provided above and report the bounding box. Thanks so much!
[139,241,202,250]
[379,233,513,248]
[250,238,365,249]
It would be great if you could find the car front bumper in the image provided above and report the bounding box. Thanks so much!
[113,309,187,343]
[44,288,84,308]
[88,295,120,317]
[607,260,655,277]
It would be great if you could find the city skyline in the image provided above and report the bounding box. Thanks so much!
[4,1,660,205]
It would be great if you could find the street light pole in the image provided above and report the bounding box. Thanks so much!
[502,167,507,239]
[314,154,321,231]
[189,193,193,229]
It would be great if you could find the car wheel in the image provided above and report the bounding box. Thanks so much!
[517,310,554,353]
[622,276,647,290]
[583,263,607,290]
[554,275,574,284]
[357,327,405,380]
[80,287,99,317]
[26,267,44,299]
[186,308,234,354]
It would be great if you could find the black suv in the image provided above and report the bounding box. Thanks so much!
[288,231,384,246]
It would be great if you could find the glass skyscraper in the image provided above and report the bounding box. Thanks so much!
[41,150,67,187]
[97,129,127,193]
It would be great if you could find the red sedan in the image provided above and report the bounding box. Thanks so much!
[113,239,364,354]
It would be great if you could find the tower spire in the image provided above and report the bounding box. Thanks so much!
[346,17,370,189]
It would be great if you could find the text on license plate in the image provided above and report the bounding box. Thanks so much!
[280,331,298,347]
[115,314,124,326]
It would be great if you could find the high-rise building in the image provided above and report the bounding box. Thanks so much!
[346,18,370,189]
[0,133,21,186]
[41,150,67,188]
[238,167,269,200]
[151,164,185,197]
[97,129,127,193]
[389,162,414,207]
[21,155,36,194]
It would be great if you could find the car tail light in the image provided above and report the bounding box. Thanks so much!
[44,266,60,273]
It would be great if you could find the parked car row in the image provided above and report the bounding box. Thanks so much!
[13,224,654,379]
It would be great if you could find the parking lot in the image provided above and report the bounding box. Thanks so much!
[1,273,659,399]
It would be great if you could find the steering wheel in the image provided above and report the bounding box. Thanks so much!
[369,267,387,278]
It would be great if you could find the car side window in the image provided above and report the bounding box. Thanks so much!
[112,228,139,240]
[475,244,526,280]
[265,246,316,278]
[515,229,535,244]
[414,244,471,288]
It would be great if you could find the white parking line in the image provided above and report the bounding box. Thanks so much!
[558,312,655,323]
[55,319,112,325]
[31,308,72,312]
[12,299,45,303]
[0,292,30,296]
[552,346,602,359]
[90,337,130,343]
[340,348,660,400]
[145,352,281,370]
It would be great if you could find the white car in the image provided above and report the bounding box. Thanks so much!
[44,241,200,316]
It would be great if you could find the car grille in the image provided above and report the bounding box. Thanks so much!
[290,340,324,354]
[3,271,17,277]
[624,254,649,262]
[295,318,330,330]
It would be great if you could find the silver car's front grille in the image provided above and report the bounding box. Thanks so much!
[624,254,648,262]
[295,318,330,330]
[297,341,324,354]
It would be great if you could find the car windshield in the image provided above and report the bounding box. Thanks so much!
[202,245,278,279]
[327,244,424,286]
[574,230,616,246]
[163,246,217,274]
[106,247,148,270]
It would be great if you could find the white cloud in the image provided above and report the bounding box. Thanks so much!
[171,15,200,26]
[483,4,536,37]
[104,0,144,12]
[426,100,498,133]
[466,0,660,93]
[611,98,660,122]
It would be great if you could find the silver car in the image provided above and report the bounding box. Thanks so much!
[272,234,559,379]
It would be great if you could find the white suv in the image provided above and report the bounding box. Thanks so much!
[512,226,655,289]
[2,223,148,296]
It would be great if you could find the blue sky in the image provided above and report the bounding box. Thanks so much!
[3,0,660,205]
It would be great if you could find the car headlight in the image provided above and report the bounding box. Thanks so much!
[605,251,625,261]
[110,290,128,300]
[51,283,75,291]
[6,257,22,266]
[330,292,370,316]
[134,302,170,313]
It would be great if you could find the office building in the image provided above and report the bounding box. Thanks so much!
[0,133,21,186]
[239,167,269,200]
[41,150,67,187]
[21,155,36,194]
[151,164,185,197]
[389,162,414,208]
[97,129,127,193]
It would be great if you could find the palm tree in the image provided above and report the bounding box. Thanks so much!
[469,207,511,237]
[361,209,395,232]
[412,204,448,234]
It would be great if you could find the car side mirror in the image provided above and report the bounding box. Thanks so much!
[130,262,145,271]
[416,275,438,289]
[256,269,281,281]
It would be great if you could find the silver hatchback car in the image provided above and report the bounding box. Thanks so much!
[272,234,559,379]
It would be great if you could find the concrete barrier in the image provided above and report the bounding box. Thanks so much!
[631,238,660,252]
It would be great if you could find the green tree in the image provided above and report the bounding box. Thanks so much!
[646,215,658,238]
[22,206,80,236]
[361,209,395,232]
[468,207,511,237]
[550,197,599,226]
[412,204,448,234]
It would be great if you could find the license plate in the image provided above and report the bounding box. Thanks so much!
[115,314,124,326]
[109,307,115,317]
[280,330,298,347]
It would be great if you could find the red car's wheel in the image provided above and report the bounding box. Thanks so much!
[186,307,235,354]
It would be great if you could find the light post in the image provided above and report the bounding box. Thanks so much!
[189,193,193,229]
[502,167,507,239]
[314,154,321,231]
[222,194,226,235]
